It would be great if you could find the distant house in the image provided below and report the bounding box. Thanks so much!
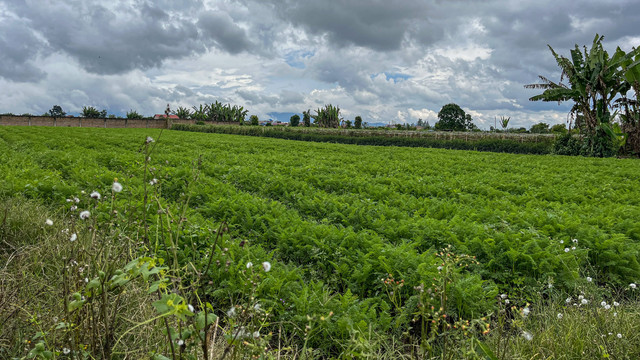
[153,114,180,120]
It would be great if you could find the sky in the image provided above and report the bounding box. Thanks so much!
[1,0,639,129]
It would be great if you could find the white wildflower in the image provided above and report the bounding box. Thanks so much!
[253,303,261,310]
[564,248,570,252]
[437,266,443,271]
[70,205,77,211]
[566,297,572,304]
[63,348,70,354]
[605,304,611,310]
[500,294,508,299]
[522,331,533,341]
[586,277,592,282]
[578,295,584,300]
[262,261,271,272]
[112,182,123,193]
[70,233,77,242]
[614,312,618,317]
[246,262,253,269]
[581,299,588,305]
[146,136,154,144]
[74,197,80,203]
[177,339,184,346]
[505,299,510,304]
[79,210,90,220]
[557,313,563,319]
[188,304,194,312]
[149,178,158,185]
[90,191,101,200]
[601,301,607,307]
[571,246,576,250]
[253,331,260,338]
[572,238,578,243]
[560,240,564,244]
[617,333,622,339]
[523,307,530,317]
[45,219,53,226]
[630,283,637,289]
[613,301,620,307]
[227,307,236,317]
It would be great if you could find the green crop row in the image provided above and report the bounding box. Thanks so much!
[171,123,554,154]
[2,126,639,357]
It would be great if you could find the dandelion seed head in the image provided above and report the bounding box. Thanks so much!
[500,294,508,299]
[70,205,77,211]
[63,348,70,354]
[70,233,77,242]
[578,295,584,300]
[146,136,154,144]
[605,304,611,310]
[581,299,588,305]
[523,307,530,316]
[601,301,607,307]
[177,339,184,346]
[45,219,53,226]
[630,283,637,289]
[572,238,578,243]
[586,277,592,282]
[557,313,563,319]
[560,240,564,244]
[564,248,570,252]
[90,191,101,200]
[112,182,123,193]
[188,304,194,312]
[246,262,253,269]
[253,331,260,338]
[617,333,622,339]
[522,331,533,341]
[262,261,271,272]
[227,307,236,317]
[566,297,572,303]
[613,301,620,307]
[79,211,90,220]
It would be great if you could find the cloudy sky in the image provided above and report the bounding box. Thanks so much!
[1,0,639,128]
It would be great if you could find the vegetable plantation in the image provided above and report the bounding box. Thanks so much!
[2,126,640,358]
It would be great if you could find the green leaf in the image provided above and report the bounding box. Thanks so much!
[475,338,499,360]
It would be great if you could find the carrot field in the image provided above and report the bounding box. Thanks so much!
[2,126,640,359]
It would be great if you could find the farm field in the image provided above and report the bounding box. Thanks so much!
[2,126,640,358]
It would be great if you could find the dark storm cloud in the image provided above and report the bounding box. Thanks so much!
[0,17,47,82]
[267,0,431,50]
[198,11,253,54]
[4,1,207,75]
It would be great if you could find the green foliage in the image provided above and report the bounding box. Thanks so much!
[303,109,311,127]
[172,124,553,154]
[3,127,640,358]
[290,114,300,127]
[530,122,550,134]
[82,106,107,118]
[354,116,363,129]
[48,105,66,117]
[313,104,342,128]
[526,34,640,156]
[435,103,475,131]
[126,109,144,119]
[499,116,510,130]
[550,123,568,134]
[249,114,259,126]
[173,106,192,119]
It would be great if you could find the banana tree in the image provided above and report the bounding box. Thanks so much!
[525,34,639,156]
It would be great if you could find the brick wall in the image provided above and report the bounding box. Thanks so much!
[0,115,175,129]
